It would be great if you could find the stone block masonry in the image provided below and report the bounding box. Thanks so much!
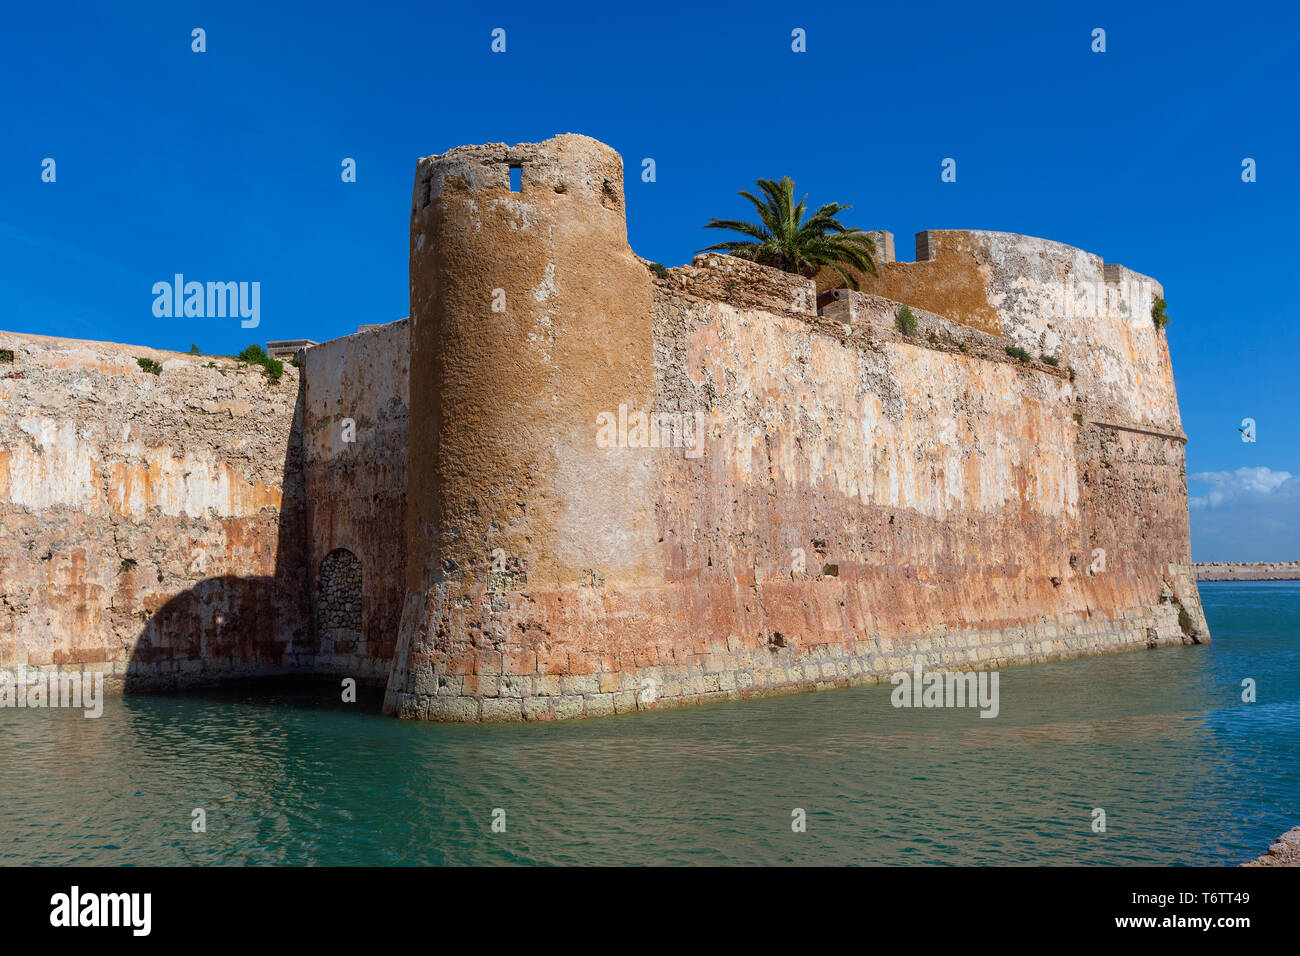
[318,549,363,633]
[0,134,1208,719]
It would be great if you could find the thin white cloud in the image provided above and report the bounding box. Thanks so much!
[1187,467,1300,561]
[1189,466,1293,509]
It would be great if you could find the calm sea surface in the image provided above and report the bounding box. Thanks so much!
[2,582,1296,866]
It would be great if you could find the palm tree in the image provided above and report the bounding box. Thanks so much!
[699,176,877,289]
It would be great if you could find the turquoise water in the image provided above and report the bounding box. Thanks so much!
[2,582,1296,866]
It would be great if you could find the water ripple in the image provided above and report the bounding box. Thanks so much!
[1,582,1296,865]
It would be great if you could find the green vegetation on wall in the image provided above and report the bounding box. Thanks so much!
[1152,296,1170,329]
[234,344,284,384]
[896,304,918,337]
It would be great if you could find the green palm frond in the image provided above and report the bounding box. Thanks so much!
[700,176,877,288]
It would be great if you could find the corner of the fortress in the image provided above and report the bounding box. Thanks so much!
[388,134,660,716]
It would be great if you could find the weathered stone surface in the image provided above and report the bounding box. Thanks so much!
[1242,826,1300,866]
[0,135,1209,722]
[302,319,408,681]
[0,333,310,687]
[385,135,1208,723]
[819,229,1184,436]
[668,253,817,318]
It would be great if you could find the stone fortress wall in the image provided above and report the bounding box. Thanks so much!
[383,134,1207,722]
[0,335,311,690]
[301,321,409,684]
[0,133,1208,720]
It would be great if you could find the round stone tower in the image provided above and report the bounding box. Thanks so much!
[387,134,661,715]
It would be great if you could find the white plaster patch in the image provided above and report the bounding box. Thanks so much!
[532,262,556,302]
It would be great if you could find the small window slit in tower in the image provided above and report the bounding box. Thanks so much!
[508,164,522,192]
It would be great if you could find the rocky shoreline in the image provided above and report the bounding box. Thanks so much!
[1242,827,1300,866]
[1194,561,1300,581]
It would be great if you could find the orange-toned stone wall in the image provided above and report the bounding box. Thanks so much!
[386,281,1204,722]
[302,320,409,684]
[824,229,1183,434]
[0,322,412,694]
[1,139,1205,719]
[821,229,1003,335]
[385,147,1206,722]
[386,134,663,716]
[0,332,311,691]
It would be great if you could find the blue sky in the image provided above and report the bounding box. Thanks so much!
[3,1,1296,559]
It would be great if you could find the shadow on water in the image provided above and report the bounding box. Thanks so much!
[122,675,388,715]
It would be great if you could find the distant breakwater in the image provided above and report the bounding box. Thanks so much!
[1195,562,1300,582]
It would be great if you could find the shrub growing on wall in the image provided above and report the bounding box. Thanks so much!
[235,344,284,383]
[896,305,918,337]
[1152,296,1170,329]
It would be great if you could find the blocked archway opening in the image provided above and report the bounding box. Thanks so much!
[318,548,363,655]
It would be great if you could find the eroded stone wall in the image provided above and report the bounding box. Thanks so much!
[385,135,1206,723]
[302,320,409,683]
[387,133,662,716]
[0,332,310,690]
[823,229,1183,433]
[1,136,1205,719]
